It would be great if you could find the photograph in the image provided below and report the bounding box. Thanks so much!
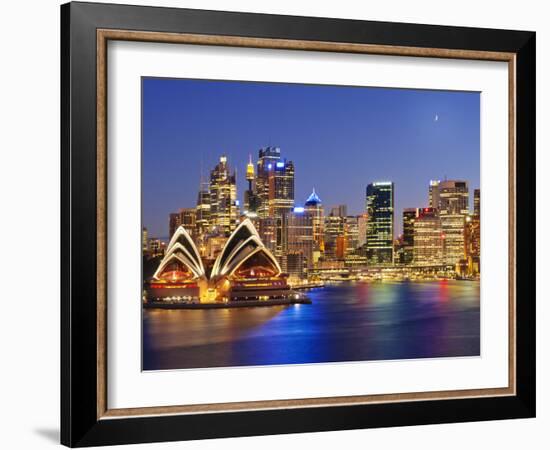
[141,78,481,371]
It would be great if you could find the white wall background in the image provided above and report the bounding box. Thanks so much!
[0,0,545,448]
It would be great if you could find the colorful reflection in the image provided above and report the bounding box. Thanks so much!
[143,280,480,370]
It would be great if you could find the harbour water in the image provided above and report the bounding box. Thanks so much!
[143,280,480,370]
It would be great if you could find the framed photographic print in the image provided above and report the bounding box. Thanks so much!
[61,1,536,447]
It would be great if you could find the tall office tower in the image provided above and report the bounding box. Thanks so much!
[209,155,238,234]
[429,180,440,208]
[255,146,283,219]
[142,227,148,253]
[243,154,259,215]
[429,180,469,266]
[268,159,295,218]
[441,214,466,266]
[304,188,324,253]
[286,208,315,270]
[345,216,359,253]
[413,207,443,265]
[366,182,394,265]
[255,146,295,218]
[474,188,480,217]
[324,205,347,260]
[434,180,470,215]
[169,212,182,238]
[402,208,418,264]
[195,180,211,236]
[357,213,368,248]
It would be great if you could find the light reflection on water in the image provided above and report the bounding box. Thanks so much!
[143,280,480,370]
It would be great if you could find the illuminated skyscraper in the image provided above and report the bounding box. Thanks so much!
[429,180,440,208]
[413,207,443,265]
[357,213,368,248]
[209,155,238,234]
[287,207,315,271]
[474,188,480,216]
[255,146,282,219]
[441,214,466,266]
[402,208,418,264]
[366,182,394,265]
[243,154,259,215]
[324,205,347,260]
[195,180,211,236]
[433,180,469,215]
[429,180,469,267]
[254,147,295,218]
[268,159,294,218]
[345,216,359,253]
[304,188,324,253]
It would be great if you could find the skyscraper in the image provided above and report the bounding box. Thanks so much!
[268,159,295,218]
[402,208,417,264]
[429,180,440,209]
[304,188,324,253]
[433,180,469,215]
[430,180,469,267]
[287,207,315,271]
[255,146,283,219]
[195,180,211,236]
[413,207,443,265]
[324,205,347,260]
[366,182,394,265]
[474,188,480,217]
[441,214,466,265]
[243,154,259,215]
[209,155,238,234]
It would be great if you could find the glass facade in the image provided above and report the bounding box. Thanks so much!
[365,182,394,265]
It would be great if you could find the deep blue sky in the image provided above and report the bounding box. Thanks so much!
[142,78,479,238]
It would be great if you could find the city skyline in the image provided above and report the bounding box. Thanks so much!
[142,78,480,238]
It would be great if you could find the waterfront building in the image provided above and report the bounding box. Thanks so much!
[402,208,417,264]
[304,188,325,253]
[440,213,466,266]
[209,155,238,234]
[465,214,480,275]
[284,252,307,281]
[209,219,291,301]
[413,207,443,265]
[366,182,394,265]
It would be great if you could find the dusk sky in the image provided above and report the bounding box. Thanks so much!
[142,77,480,239]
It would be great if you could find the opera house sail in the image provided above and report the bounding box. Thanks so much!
[146,219,307,306]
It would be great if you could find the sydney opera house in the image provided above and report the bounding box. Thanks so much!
[146,219,306,305]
